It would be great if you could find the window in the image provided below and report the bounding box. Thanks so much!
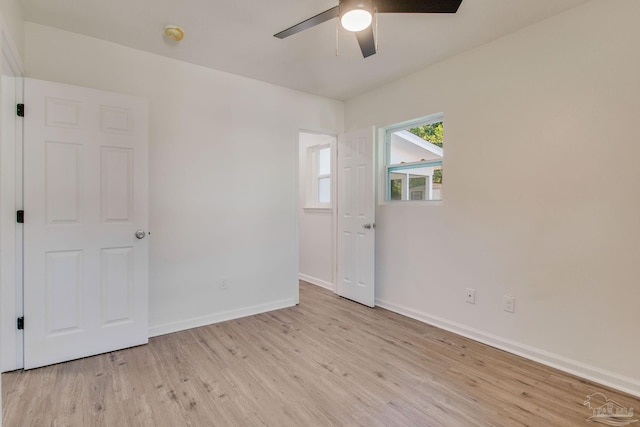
[308,143,332,208]
[384,114,443,202]
[316,145,330,204]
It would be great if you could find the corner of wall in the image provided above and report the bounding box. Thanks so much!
[0,0,24,70]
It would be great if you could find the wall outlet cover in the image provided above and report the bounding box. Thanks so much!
[504,294,515,313]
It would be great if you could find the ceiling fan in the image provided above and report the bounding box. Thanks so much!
[274,0,464,58]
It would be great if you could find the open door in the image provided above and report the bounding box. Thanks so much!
[23,78,149,369]
[336,127,375,307]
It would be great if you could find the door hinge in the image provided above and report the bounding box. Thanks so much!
[16,103,24,117]
[16,210,24,223]
[17,317,24,330]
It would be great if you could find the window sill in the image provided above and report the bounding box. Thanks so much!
[378,200,443,207]
[303,207,332,213]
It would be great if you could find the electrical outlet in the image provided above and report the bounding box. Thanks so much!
[503,294,515,313]
[465,288,476,304]
[220,278,228,290]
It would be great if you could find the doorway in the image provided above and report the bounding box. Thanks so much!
[297,131,336,291]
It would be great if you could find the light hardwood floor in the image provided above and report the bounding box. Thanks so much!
[3,281,638,426]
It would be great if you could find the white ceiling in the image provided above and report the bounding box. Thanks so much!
[20,0,589,100]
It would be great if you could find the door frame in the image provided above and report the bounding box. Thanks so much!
[1,23,24,372]
[296,127,377,302]
[296,129,339,295]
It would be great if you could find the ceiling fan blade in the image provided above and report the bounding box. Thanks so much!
[374,0,463,14]
[355,26,376,58]
[274,6,340,39]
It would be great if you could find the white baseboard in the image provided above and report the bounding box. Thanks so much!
[299,273,334,291]
[376,298,640,398]
[149,297,296,338]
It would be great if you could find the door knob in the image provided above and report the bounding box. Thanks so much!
[135,230,146,239]
[363,223,375,230]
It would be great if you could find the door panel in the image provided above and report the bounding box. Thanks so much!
[336,127,375,307]
[101,147,133,223]
[23,78,148,369]
[101,246,134,325]
[45,141,82,223]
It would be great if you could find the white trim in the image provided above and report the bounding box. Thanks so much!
[149,297,297,338]
[330,135,337,289]
[376,298,640,398]
[376,127,386,206]
[293,128,300,305]
[14,76,24,370]
[378,199,444,207]
[302,207,332,213]
[0,75,18,372]
[299,273,335,292]
[0,74,23,373]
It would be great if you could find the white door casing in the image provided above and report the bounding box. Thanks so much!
[1,74,21,372]
[23,78,149,369]
[336,127,375,307]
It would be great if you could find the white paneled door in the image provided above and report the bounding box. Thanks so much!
[336,127,375,307]
[23,78,148,369]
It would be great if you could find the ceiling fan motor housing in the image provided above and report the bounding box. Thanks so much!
[340,0,374,16]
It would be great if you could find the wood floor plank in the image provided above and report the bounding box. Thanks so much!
[3,281,639,426]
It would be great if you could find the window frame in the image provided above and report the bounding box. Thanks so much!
[379,113,444,206]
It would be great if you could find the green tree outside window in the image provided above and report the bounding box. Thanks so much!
[408,122,443,184]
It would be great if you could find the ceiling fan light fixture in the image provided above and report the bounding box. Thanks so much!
[274,0,464,58]
[341,9,372,32]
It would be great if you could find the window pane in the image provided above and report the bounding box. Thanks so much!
[318,177,330,204]
[388,164,441,201]
[432,166,442,200]
[390,175,404,200]
[388,124,443,165]
[318,147,330,175]
[409,175,426,200]
[385,116,444,202]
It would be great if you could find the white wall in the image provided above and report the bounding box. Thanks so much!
[298,132,335,289]
[346,0,640,396]
[24,22,344,335]
[0,0,23,60]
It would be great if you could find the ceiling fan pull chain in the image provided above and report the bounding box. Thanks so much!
[374,7,378,51]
